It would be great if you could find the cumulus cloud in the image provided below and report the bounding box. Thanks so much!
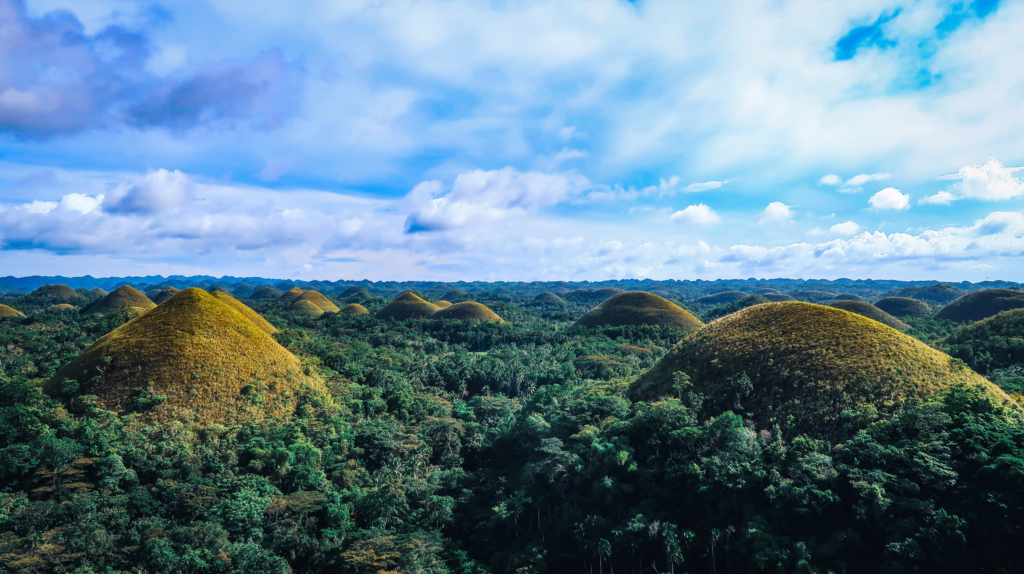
[845,173,891,187]
[869,187,910,210]
[103,169,192,215]
[945,159,1024,201]
[919,191,957,205]
[819,174,842,186]
[670,204,722,226]
[829,221,861,236]
[755,201,792,223]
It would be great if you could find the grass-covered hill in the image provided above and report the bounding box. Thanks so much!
[251,284,283,299]
[53,304,76,310]
[441,288,468,301]
[45,288,326,424]
[0,304,24,318]
[145,288,162,300]
[152,286,180,304]
[295,290,340,313]
[631,302,1008,440]
[833,293,866,302]
[280,287,306,303]
[789,290,837,303]
[762,292,796,302]
[875,296,934,318]
[533,291,567,305]
[707,294,770,320]
[936,288,1024,322]
[377,292,440,320]
[211,291,277,334]
[828,300,908,331]
[574,291,703,330]
[340,303,369,315]
[886,283,967,305]
[434,300,452,308]
[433,301,503,323]
[693,290,748,305]
[290,299,325,318]
[82,285,157,316]
[942,309,1024,382]
[24,284,88,306]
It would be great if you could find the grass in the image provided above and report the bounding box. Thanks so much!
[376,292,440,320]
[936,289,1024,322]
[26,284,88,305]
[828,300,908,331]
[340,303,370,315]
[53,304,76,310]
[341,286,373,299]
[290,300,325,318]
[434,300,453,308]
[153,287,181,304]
[534,292,567,305]
[631,302,1012,441]
[211,292,278,334]
[762,293,796,302]
[432,301,503,323]
[789,290,838,303]
[886,283,966,305]
[46,288,327,425]
[694,290,748,305]
[575,291,703,330]
[83,286,157,316]
[875,296,933,318]
[251,285,283,300]
[296,290,341,313]
[833,293,866,302]
[280,287,306,303]
[0,304,25,318]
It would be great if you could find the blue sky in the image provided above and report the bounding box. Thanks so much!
[2,0,1024,281]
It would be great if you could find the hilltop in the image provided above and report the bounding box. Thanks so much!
[211,292,277,334]
[280,287,306,303]
[874,296,933,318]
[83,285,157,316]
[0,304,25,318]
[885,283,967,306]
[377,292,440,320]
[434,300,452,308]
[828,300,908,331]
[46,288,326,424]
[936,288,1024,322]
[24,284,88,305]
[296,291,340,313]
[251,285,283,299]
[533,291,567,305]
[433,301,503,323]
[152,287,181,304]
[631,302,1009,440]
[693,290,748,305]
[575,292,702,330]
[340,303,369,315]
[291,300,325,318]
[942,309,1024,378]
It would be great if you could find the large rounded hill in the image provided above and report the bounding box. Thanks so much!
[46,288,326,424]
[433,301,503,323]
[575,292,702,331]
[295,291,340,313]
[83,286,157,316]
[694,291,748,305]
[152,287,181,304]
[0,304,25,318]
[936,289,1024,322]
[25,284,88,305]
[874,296,933,318]
[632,302,1010,440]
[828,300,908,331]
[377,292,440,320]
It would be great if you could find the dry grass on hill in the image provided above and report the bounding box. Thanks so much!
[153,287,181,305]
[0,304,25,318]
[46,288,327,425]
[534,292,567,305]
[828,300,908,331]
[874,296,933,318]
[296,291,340,313]
[290,300,325,318]
[211,292,278,334]
[340,303,369,315]
[376,292,440,320]
[575,292,702,331]
[280,287,306,303]
[83,286,157,316]
[434,300,452,309]
[432,301,503,323]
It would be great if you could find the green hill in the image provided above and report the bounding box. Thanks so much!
[875,296,933,318]
[152,287,181,304]
[211,292,277,334]
[377,292,440,320]
[442,289,468,301]
[885,283,967,306]
[83,286,157,316]
[46,288,327,425]
[942,309,1024,379]
[762,293,796,302]
[833,293,866,302]
[707,295,771,319]
[145,289,162,300]
[694,291,748,305]
[290,300,324,318]
[574,292,703,330]
[828,300,908,331]
[251,285,283,300]
[89,288,108,298]
[0,304,25,318]
[340,286,373,301]
[296,290,340,313]
[534,291,567,305]
[340,303,369,316]
[432,301,503,323]
[631,302,1009,440]
[280,287,306,303]
[790,290,837,303]
[25,284,88,305]
[936,289,1024,323]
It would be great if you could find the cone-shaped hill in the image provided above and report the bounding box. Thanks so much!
[631,302,1011,441]
[828,300,908,331]
[575,292,702,331]
[942,309,1024,374]
[875,296,933,318]
[936,289,1024,323]
[534,291,567,305]
[53,304,76,310]
[0,304,25,318]
[90,288,108,298]
[833,293,866,302]
[26,284,88,305]
[340,286,373,302]
[340,303,369,316]
[290,300,324,318]
[377,292,440,320]
[145,289,162,300]
[280,287,306,303]
[251,285,283,300]
[153,287,181,304]
[46,288,326,424]
[434,300,452,309]
[83,286,157,316]
[296,291,340,313]
[433,301,503,323]
[694,291,748,305]
[762,293,796,302]
[210,292,277,334]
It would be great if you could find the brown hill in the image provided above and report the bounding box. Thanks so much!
[377,292,440,320]
[83,286,157,316]
[0,304,25,318]
[296,291,340,313]
[340,303,369,316]
[153,287,181,305]
[211,292,277,334]
[46,288,327,424]
[534,291,567,305]
[434,300,453,309]
[290,300,324,318]
[575,292,702,331]
[432,301,503,323]
[280,287,306,303]
[53,304,76,310]
[632,302,1011,441]
[828,300,908,331]
[936,289,1024,323]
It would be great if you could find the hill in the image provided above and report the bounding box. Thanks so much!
[83,286,157,316]
[211,292,277,334]
[290,300,324,318]
[828,300,908,331]
[280,287,306,303]
[694,291,748,305]
[25,284,88,305]
[152,287,181,304]
[631,302,1009,440]
[790,290,837,303]
[53,304,77,310]
[340,303,369,315]
[936,289,1024,322]
[296,291,341,313]
[434,300,453,308]
[89,288,108,298]
[46,288,327,424]
[0,304,25,318]
[762,293,796,302]
[442,289,468,301]
[885,283,967,305]
[534,291,567,305]
[377,292,440,320]
[251,285,283,300]
[574,292,702,330]
[942,309,1024,376]
[432,301,503,323]
[145,289,162,300]
[875,296,933,318]
[833,293,866,302]
[707,294,771,319]
[340,286,373,301]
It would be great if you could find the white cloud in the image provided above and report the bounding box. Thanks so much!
[670,204,722,226]
[845,173,891,187]
[103,169,192,215]
[586,176,680,201]
[684,180,728,192]
[540,147,589,169]
[59,193,104,214]
[948,159,1024,201]
[558,126,581,140]
[755,201,792,223]
[818,174,841,186]
[829,221,860,236]
[22,200,57,214]
[919,191,957,206]
[869,187,910,210]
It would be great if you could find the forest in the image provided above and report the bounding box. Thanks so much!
[0,278,1022,574]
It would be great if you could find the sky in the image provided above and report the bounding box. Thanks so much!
[2,0,1024,282]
